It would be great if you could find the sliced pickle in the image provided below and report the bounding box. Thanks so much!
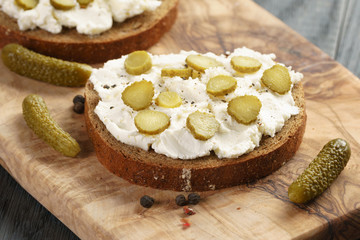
[261,64,291,94]
[231,56,262,73]
[15,0,38,10]
[161,68,192,79]
[121,80,154,110]
[50,0,76,10]
[186,111,220,140]
[134,110,170,135]
[227,95,262,124]
[207,75,237,96]
[77,0,93,8]
[185,55,222,73]
[125,51,152,75]
[1,43,92,87]
[191,69,201,79]
[156,91,182,108]
[22,94,81,157]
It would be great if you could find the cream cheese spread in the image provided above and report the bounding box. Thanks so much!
[0,0,161,35]
[89,47,303,159]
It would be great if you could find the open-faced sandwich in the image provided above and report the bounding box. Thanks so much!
[0,0,178,63]
[84,47,307,191]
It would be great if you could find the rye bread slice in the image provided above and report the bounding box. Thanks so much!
[0,0,178,63]
[84,79,306,192]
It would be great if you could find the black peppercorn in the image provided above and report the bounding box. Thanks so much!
[188,193,200,205]
[175,194,188,206]
[73,95,85,104]
[140,195,154,208]
[73,102,84,114]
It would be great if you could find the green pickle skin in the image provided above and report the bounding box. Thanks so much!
[288,138,351,204]
[1,43,92,87]
[23,94,81,157]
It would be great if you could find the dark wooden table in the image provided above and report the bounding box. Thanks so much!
[0,0,359,239]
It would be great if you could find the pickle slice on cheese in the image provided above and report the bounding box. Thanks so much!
[231,56,262,73]
[1,43,92,87]
[156,91,182,108]
[135,110,170,135]
[186,111,220,140]
[185,55,222,73]
[121,80,154,110]
[22,94,81,157]
[261,64,291,94]
[50,0,76,10]
[161,68,192,79]
[207,75,237,96]
[15,0,38,10]
[227,95,262,124]
[125,51,152,75]
[77,0,93,8]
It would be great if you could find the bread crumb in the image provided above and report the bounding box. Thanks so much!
[181,168,192,191]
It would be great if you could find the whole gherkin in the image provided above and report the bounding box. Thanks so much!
[1,43,92,87]
[23,94,81,157]
[288,138,351,204]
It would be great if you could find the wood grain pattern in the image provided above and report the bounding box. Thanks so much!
[0,0,360,239]
[0,167,78,240]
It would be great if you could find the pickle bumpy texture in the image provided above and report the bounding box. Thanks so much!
[22,94,81,157]
[288,138,351,204]
[1,43,92,87]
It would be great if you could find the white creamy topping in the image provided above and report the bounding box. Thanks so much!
[0,0,161,35]
[90,47,303,160]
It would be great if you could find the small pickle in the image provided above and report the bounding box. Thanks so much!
[122,80,154,110]
[161,68,192,79]
[206,75,237,96]
[288,138,351,204]
[227,95,262,125]
[231,56,262,73]
[15,0,38,10]
[77,0,93,8]
[125,51,152,75]
[50,0,76,10]
[135,110,170,135]
[186,111,220,140]
[1,43,92,87]
[261,64,291,94]
[185,55,222,73]
[156,91,182,108]
[22,94,81,157]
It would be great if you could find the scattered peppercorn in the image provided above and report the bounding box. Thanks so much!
[188,193,200,205]
[73,95,85,104]
[73,102,84,114]
[140,195,154,208]
[175,194,188,206]
[103,84,110,89]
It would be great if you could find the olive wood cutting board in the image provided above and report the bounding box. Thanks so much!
[0,0,359,239]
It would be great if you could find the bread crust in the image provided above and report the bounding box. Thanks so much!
[84,79,307,192]
[0,0,178,63]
